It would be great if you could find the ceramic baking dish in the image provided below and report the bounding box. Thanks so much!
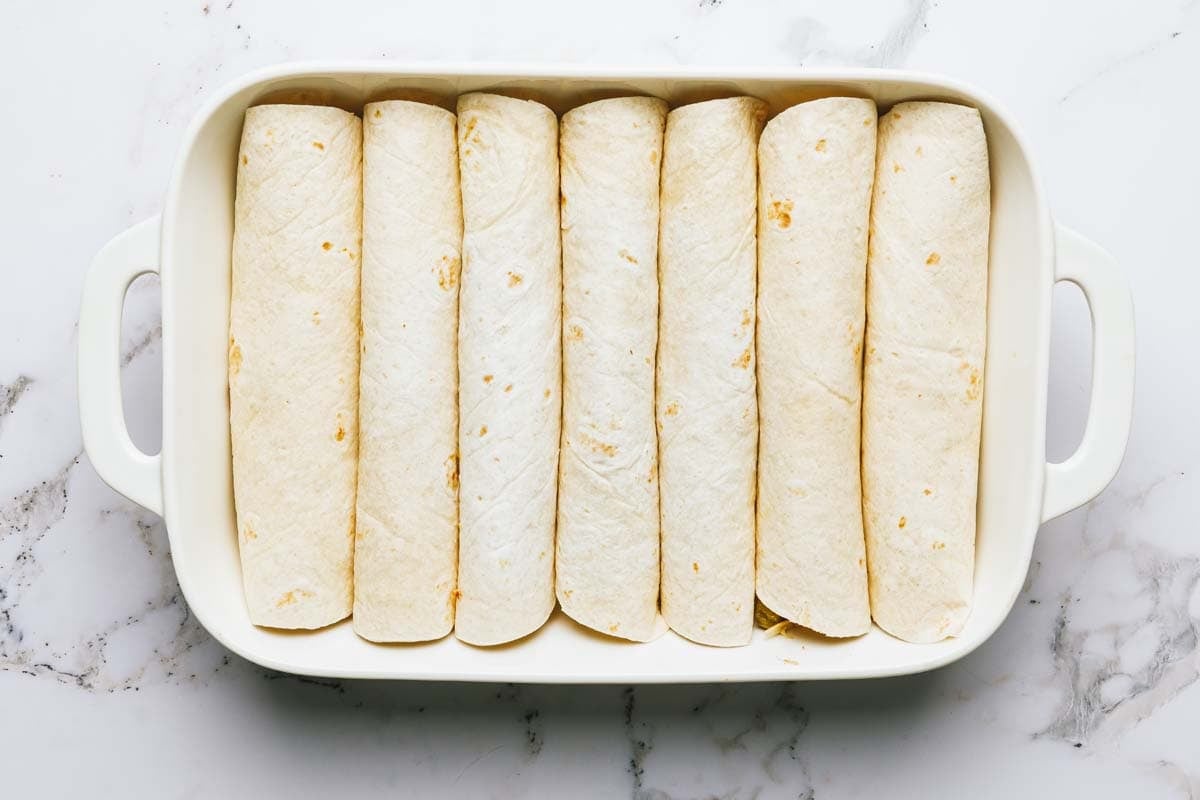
[77,62,1135,682]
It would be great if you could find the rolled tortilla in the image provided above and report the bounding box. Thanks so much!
[353,101,461,642]
[756,98,876,637]
[229,104,362,629]
[455,93,561,646]
[862,101,990,643]
[658,96,767,647]
[557,97,667,642]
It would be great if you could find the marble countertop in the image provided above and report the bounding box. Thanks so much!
[4,0,1197,796]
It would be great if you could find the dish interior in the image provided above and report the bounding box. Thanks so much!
[161,67,1051,681]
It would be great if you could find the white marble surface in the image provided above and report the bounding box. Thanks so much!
[2,0,1197,796]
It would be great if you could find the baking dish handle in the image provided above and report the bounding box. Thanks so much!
[1041,224,1135,523]
[77,216,164,516]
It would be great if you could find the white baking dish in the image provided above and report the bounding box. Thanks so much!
[77,62,1135,682]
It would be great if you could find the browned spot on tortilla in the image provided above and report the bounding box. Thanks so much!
[445,453,459,490]
[924,488,932,496]
[893,162,904,173]
[664,402,679,416]
[560,193,567,208]
[950,175,958,183]
[967,369,982,400]
[544,388,551,399]
[578,431,617,457]
[242,527,257,541]
[228,342,242,375]
[479,425,488,436]
[891,112,902,120]
[312,141,324,150]
[858,557,865,567]
[504,384,513,393]
[322,241,332,251]
[276,589,312,608]
[335,426,346,442]
[692,562,699,573]
[863,118,873,126]
[732,348,751,369]
[926,252,941,266]
[483,374,493,384]
[608,624,620,633]
[741,308,752,328]
[648,149,658,164]
[783,658,800,666]
[563,589,573,599]
[374,108,382,119]
[618,249,638,264]
[241,155,248,165]
[767,199,793,228]
[507,271,523,287]
[567,324,583,341]
[814,138,827,152]
[898,516,907,529]
[312,311,320,325]
[644,356,651,366]
[459,115,482,145]
[915,146,923,156]
[933,541,946,550]
[436,255,460,290]
[647,461,657,483]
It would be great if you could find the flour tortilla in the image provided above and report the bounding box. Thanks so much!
[658,96,767,647]
[756,98,876,637]
[862,101,990,643]
[455,93,561,646]
[353,101,461,642]
[229,104,362,629]
[557,97,666,642]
